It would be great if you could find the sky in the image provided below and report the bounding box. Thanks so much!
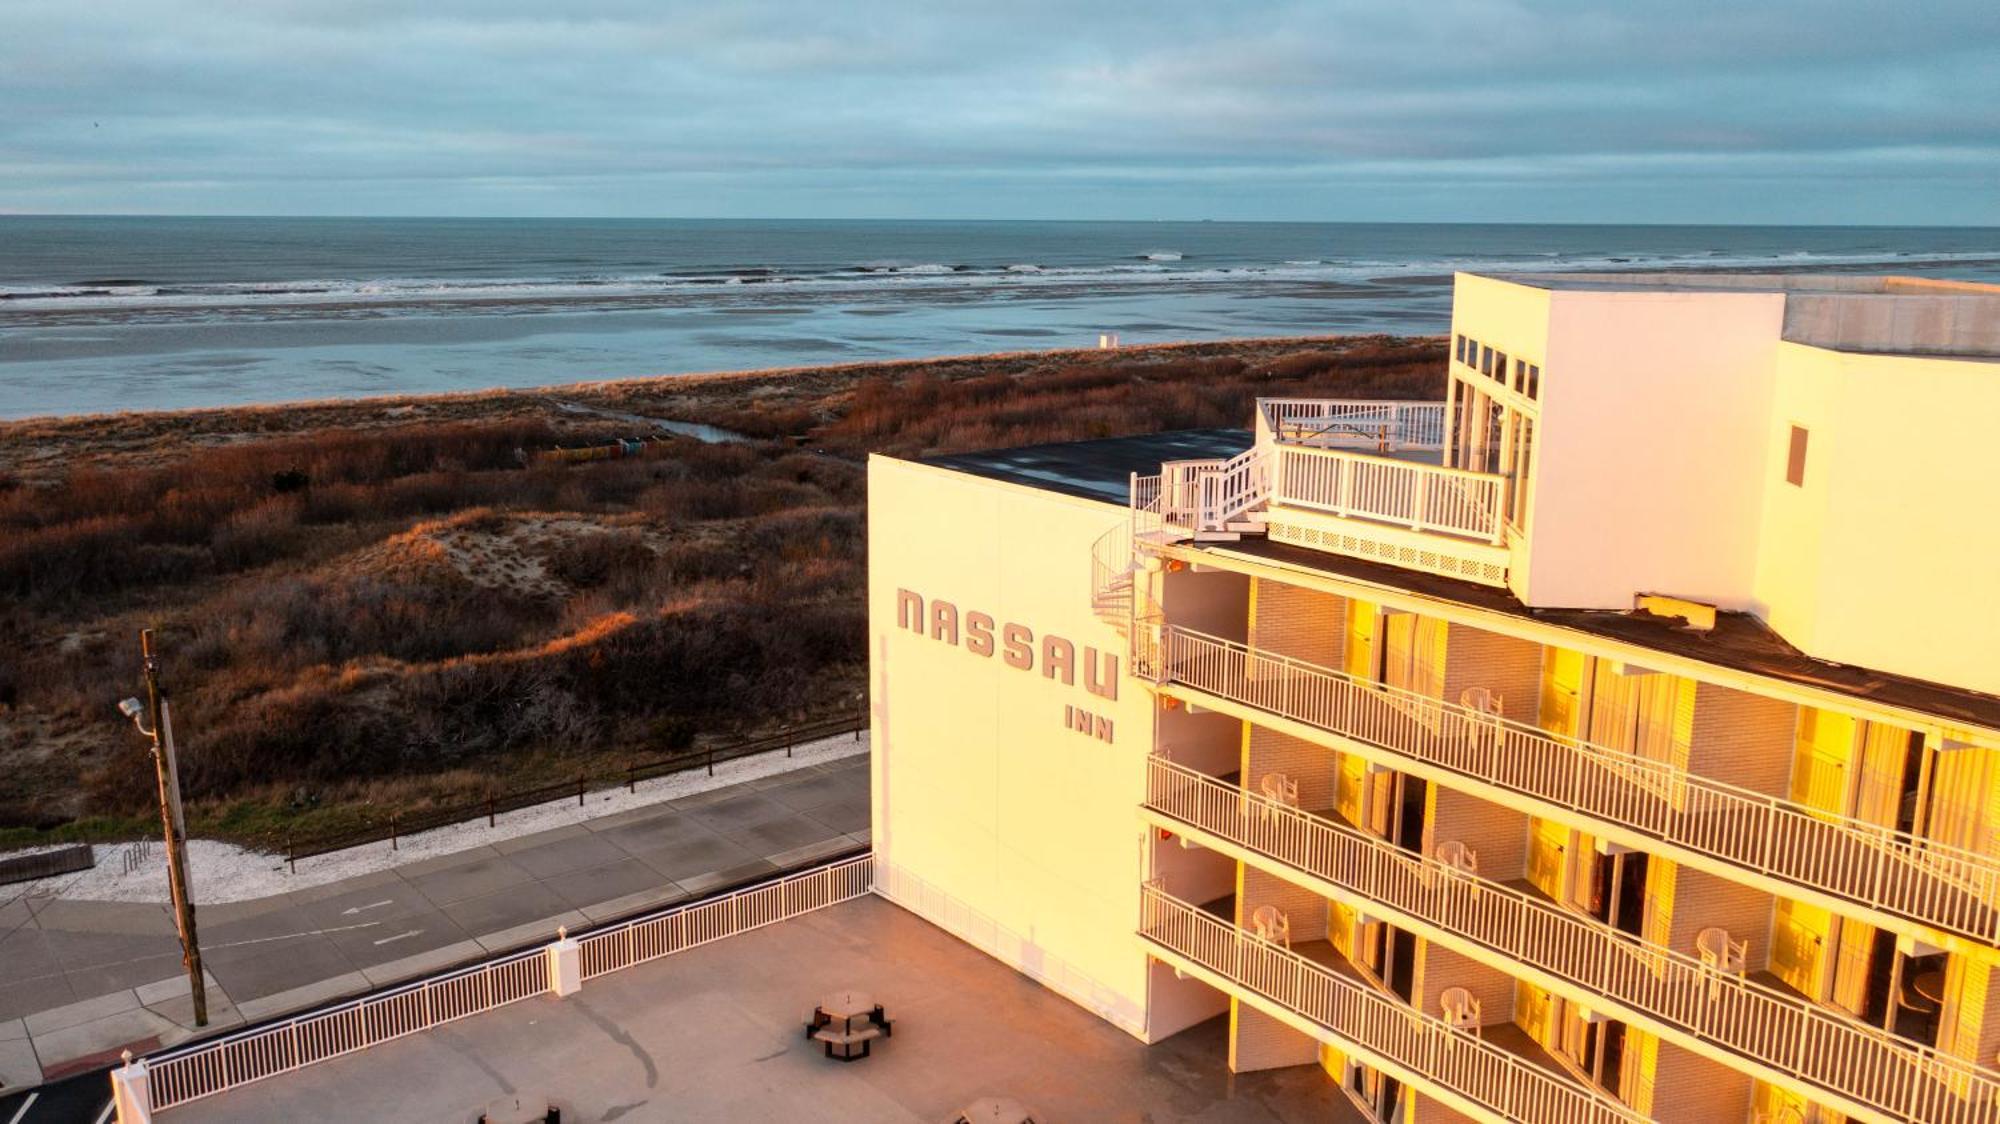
[2,0,1998,224]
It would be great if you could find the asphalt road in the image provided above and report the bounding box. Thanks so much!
[1,753,871,1103]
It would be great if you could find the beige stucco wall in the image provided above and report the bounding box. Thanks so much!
[1522,286,1786,611]
[1753,342,2000,695]
[867,455,1160,1038]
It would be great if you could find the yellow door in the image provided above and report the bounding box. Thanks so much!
[1540,647,1585,738]
[1344,599,1378,681]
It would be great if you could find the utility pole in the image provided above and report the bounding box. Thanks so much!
[140,628,207,1027]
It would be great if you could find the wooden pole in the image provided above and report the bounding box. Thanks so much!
[141,629,208,1027]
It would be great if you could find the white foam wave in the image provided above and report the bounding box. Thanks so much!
[3,246,1996,319]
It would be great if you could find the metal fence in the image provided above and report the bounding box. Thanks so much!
[141,853,873,1114]
[284,713,865,864]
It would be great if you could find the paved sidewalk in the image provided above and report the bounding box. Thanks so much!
[0,754,869,1090]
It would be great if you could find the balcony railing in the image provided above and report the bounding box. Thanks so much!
[1138,883,1642,1124]
[1145,757,2000,1124]
[1271,444,1507,544]
[1258,399,1447,451]
[1150,626,2000,947]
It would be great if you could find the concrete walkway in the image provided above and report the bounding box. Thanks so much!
[0,754,869,1091]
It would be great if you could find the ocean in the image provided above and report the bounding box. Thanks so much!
[3,217,1998,419]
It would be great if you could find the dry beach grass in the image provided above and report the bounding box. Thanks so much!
[0,335,1444,848]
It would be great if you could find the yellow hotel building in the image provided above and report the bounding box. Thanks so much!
[868,272,2000,1123]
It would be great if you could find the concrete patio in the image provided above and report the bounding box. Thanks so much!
[176,893,1361,1122]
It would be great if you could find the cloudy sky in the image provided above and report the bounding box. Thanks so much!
[3,0,1997,223]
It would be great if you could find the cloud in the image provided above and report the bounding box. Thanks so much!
[1,0,1996,221]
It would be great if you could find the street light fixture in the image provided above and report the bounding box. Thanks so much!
[123,628,207,1028]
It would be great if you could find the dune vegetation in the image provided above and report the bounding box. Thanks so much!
[0,335,1443,848]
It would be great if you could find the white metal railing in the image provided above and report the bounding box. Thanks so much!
[1138,883,1643,1124]
[1195,447,1271,533]
[1259,399,1447,451]
[142,854,873,1113]
[1158,459,1221,532]
[1145,757,2000,1123]
[1271,443,1506,544]
[1089,515,1135,633]
[577,852,873,979]
[1152,626,2000,947]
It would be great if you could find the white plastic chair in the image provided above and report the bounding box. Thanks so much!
[1440,986,1483,1035]
[1250,905,1292,949]
[1697,926,1749,1002]
[1696,927,1748,974]
[1459,687,1504,717]
[1257,772,1298,822]
[1435,840,1480,876]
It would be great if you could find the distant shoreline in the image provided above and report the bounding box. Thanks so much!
[0,334,1415,479]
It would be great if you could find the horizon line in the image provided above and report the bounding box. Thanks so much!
[3,212,1999,231]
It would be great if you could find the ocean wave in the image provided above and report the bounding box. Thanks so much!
[4,246,1997,319]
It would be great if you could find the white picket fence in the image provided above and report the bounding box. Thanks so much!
[133,854,873,1115]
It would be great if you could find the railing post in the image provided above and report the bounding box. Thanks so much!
[110,1051,151,1124]
[486,792,495,829]
[1410,469,1428,531]
[546,926,582,998]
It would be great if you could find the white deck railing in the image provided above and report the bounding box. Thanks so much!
[1146,757,2000,1123]
[1259,399,1447,451]
[141,854,873,1113]
[1152,626,2000,947]
[1194,446,1271,533]
[1138,884,1643,1124]
[1271,444,1506,544]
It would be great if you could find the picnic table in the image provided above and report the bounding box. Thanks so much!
[806,989,893,1061]
[951,1096,1038,1123]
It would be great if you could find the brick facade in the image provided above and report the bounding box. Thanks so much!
[1440,621,1544,723]
[1689,680,1798,798]
[1248,578,1346,668]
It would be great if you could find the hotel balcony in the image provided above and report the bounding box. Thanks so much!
[1131,399,1513,588]
[1143,756,2000,1124]
[1142,625,2000,950]
[1137,883,1641,1124]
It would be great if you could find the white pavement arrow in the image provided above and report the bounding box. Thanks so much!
[372,929,425,946]
[341,899,394,916]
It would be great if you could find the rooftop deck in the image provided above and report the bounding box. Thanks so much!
[177,894,1360,1122]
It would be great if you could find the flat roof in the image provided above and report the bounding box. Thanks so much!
[923,429,1253,503]
[183,894,1359,1122]
[1478,271,2000,359]
[1485,271,2000,296]
[1211,537,2000,733]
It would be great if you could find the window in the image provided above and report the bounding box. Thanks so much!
[1480,345,1493,376]
[1491,352,1508,383]
[1786,425,1809,486]
[1525,364,1541,400]
[1455,335,1469,364]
